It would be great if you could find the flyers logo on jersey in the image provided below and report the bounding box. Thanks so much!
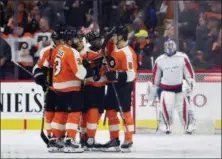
[108,57,116,68]
[17,42,28,50]
[57,50,64,57]
[37,36,49,42]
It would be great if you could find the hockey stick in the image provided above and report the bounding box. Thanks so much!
[150,57,160,132]
[40,105,49,146]
[100,27,129,132]
[12,61,33,77]
[12,61,49,146]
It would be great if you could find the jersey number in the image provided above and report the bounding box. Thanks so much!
[54,57,62,76]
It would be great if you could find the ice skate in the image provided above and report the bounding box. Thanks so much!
[48,138,64,153]
[185,123,196,135]
[63,138,84,153]
[102,138,121,152]
[80,137,88,151]
[121,140,133,153]
[86,138,103,151]
[157,124,171,134]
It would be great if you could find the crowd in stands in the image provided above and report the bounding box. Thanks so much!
[0,0,221,79]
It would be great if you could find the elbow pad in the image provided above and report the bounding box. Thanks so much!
[76,65,87,80]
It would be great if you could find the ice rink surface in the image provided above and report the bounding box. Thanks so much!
[1,130,221,158]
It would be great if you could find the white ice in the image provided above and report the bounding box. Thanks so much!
[1,130,221,158]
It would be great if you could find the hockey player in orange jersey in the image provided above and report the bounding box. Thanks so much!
[102,25,138,152]
[32,30,67,149]
[80,31,106,150]
[67,30,105,150]
[49,30,86,153]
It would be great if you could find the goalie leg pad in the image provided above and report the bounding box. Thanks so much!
[160,91,174,126]
[175,92,189,128]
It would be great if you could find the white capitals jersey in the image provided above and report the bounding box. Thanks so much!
[152,51,194,90]
[6,33,35,66]
[33,29,54,57]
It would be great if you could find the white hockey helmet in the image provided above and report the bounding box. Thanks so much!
[164,39,177,56]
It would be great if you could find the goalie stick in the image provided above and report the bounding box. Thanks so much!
[150,56,160,132]
[12,61,49,146]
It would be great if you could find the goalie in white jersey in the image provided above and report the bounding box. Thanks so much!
[148,39,196,134]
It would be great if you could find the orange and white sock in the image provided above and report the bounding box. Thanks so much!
[45,111,55,137]
[66,112,81,139]
[107,109,120,140]
[87,108,100,138]
[51,112,66,138]
[62,113,68,137]
[123,111,134,142]
[80,113,87,139]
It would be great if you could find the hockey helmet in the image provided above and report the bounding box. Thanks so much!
[51,31,60,40]
[64,29,77,40]
[85,31,101,43]
[115,25,128,41]
[164,39,177,56]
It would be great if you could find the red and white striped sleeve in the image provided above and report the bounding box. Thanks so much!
[152,60,162,87]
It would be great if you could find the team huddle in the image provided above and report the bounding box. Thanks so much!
[32,25,137,153]
[32,24,196,153]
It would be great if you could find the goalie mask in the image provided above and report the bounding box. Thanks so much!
[164,39,177,56]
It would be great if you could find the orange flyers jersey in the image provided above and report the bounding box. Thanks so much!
[52,44,84,92]
[81,49,107,87]
[36,45,56,69]
[108,45,138,82]
[106,39,116,56]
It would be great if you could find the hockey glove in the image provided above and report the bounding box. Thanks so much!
[93,67,101,81]
[82,60,94,78]
[33,68,48,92]
[105,71,127,83]
[82,60,91,69]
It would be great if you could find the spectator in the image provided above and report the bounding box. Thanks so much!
[132,29,154,70]
[192,50,211,69]
[204,1,221,21]
[33,17,54,63]
[49,1,66,25]
[3,16,14,34]
[80,9,100,35]
[0,1,5,27]
[25,5,40,33]
[36,0,56,28]
[64,0,86,30]
[108,3,121,27]
[120,0,138,25]
[202,18,219,61]
[211,29,221,69]
[6,24,37,79]
[17,1,28,27]
[178,1,200,40]
[132,11,147,33]
[0,34,12,79]
[196,15,208,51]
[143,0,157,33]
